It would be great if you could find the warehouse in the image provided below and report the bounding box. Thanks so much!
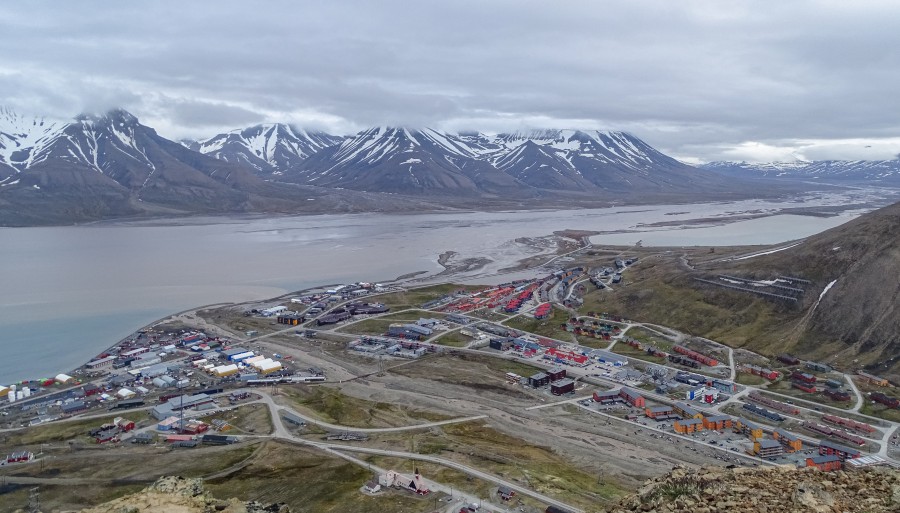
[754,439,784,458]
[489,338,513,351]
[60,401,87,414]
[387,323,432,339]
[213,364,239,377]
[86,355,116,369]
[590,350,628,366]
[550,378,575,395]
[222,348,249,359]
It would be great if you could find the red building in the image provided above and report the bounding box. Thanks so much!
[792,381,817,393]
[818,440,862,461]
[550,379,576,396]
[547,367,567,381]
[619,387,646,408]
[791,371,817,383]
[807,454,842,471]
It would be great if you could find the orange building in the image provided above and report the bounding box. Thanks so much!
[674,418,704,434]
[773,428,802,452]
[734,418,764,440]
[703,415,733,431]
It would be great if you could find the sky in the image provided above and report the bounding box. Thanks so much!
[2,0,900,163]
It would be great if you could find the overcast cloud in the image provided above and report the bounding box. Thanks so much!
[2,0,899,162]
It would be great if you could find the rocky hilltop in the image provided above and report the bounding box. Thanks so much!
[32,476,290,513]
[606,465,900,513]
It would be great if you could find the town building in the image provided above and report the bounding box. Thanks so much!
[806,454,842,472]
[773,428,802,452]
[529,373,550,388]
[818,440,862,461]
[806,361,832,373]
[674,418,704,434]
[857,371,889,387]
[754,439,784,458]
[645,405,675,420]
[673,402,703,419]
[619,387,646,408]
[733,418,763,440]
[702,415,733,431]
[550,379,575,395]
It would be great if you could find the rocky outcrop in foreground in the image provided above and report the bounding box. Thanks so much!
[75,476,290,513]
[606,465,900,513]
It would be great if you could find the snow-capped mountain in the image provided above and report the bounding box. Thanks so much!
[283,127,733,194]
[0,108,323,225]
[291,127,526,195]
[187,124,343,174]
[486,129,721,191]
[702,160,900,185]
[0,107,66,185]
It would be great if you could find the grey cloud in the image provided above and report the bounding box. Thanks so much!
[1,1,900,161]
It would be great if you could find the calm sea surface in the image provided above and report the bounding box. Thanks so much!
[0,188,894,382]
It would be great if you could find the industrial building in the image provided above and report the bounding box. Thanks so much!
[387,323,432,340]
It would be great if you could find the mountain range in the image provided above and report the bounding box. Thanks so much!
[701,159,900,185]
[0,107,884,225]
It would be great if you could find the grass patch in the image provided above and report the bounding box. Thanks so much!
[504,307,574,341]
[280,386,451,428]
[206,441,431,513]
[433,331,472,348]
[860,402,900,423]
[336,319,396,336]
[0,414,139,449]
[388,353,541,400]
[437,423,628,509]
[205,403,273,435]
[375,284,486,311]
[735,373,771,386]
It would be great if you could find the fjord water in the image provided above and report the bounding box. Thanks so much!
[0,189,891,383]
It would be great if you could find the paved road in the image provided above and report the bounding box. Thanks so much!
[252,391,580,513]
[256,392,488,435]
[325,444,585,513]
[845,372,866,412]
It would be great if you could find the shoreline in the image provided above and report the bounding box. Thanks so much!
[1,192,892,385]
